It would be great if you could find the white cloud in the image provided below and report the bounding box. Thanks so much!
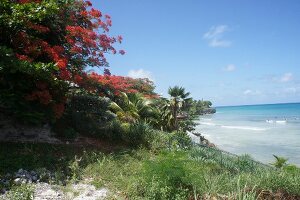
[128,69,153,81]
[243,89,261,96]
[280,73,293,82]
[203,25,231,47]
[223,64,236,72]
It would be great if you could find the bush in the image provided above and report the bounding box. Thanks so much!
[124,122,153,147]
[169,131,192,149]
[147,130,170,152]
[52,93,116,139]
[99,119,125,142]
[3,184,34,200]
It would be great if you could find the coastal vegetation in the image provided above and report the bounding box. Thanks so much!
[0,0,300,199]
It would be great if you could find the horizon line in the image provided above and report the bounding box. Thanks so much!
[216,101,300,108]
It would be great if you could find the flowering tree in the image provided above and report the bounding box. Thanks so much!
[0,0,124,122]
[78,73,158,100]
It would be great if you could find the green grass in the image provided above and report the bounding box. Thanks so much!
[1,142,300,199]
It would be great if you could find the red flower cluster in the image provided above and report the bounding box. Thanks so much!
[16,54,33,62]
[89,72,137,95]
[9,0,125,119]
[28,23,50,33]
[84,72,158,99]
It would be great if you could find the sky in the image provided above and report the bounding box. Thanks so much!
[91,0,300,106]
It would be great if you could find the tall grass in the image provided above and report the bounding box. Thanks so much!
[1,142,300,199]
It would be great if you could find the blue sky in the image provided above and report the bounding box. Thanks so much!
[91,0,300,106]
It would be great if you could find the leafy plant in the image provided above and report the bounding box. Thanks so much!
[3,184,34,200]
[272,155,288,169]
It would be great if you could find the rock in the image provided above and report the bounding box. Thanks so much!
[34,183,64,200]
[17,169,24,174]
[32,176,38,182]
[3,180,9,186]
[0,188,6,195]
[14,178,22,184]
[5,173,11,179]
[30,171,37,176]
[71,184,108,200]
[0,113,62,144]
[25,173,32,179]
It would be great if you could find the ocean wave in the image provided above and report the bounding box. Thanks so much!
[276,120,287,124]
[200,122,217,126]
[266,120,287,124]
[221,125,268,131]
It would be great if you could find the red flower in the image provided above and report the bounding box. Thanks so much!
[74,74,83,84]
[90,8,102,18]
[56,59,68,69]
[16,54,33,62]
[60,69,71,80]
[28,23,50,33]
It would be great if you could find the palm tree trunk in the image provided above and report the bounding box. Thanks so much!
[174,99,178,130]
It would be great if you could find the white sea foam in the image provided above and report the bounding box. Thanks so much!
[200,122,216,126]
[221,125,267,131]
[276,120,287,124]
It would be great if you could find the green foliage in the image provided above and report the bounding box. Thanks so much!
[2,184,34,200]
[271,155,288,169]
[110,92,158,124]
[190,146,266,173]
[69,155,82,181]
[189,99,214,115]
[1,143,300,199]
[0,46,68,124]
[146,130,170,152]
[142,151,190,199]
[52,93,115,139]
[124,122,153,147]
[169,131,192,150]
[167,86,191,131]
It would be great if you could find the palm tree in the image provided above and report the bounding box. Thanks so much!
[110,92,157,124]
[168,86,191,130]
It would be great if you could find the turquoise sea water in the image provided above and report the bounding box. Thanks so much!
[194,103,300,165]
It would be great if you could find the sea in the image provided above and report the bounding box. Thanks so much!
[193,103,300,166]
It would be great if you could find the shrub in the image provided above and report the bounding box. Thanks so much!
[124,122,153,147]
[3,184,34,200]
[147,130,170,152]
[52,93,115,139]
[169,131,192,150]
